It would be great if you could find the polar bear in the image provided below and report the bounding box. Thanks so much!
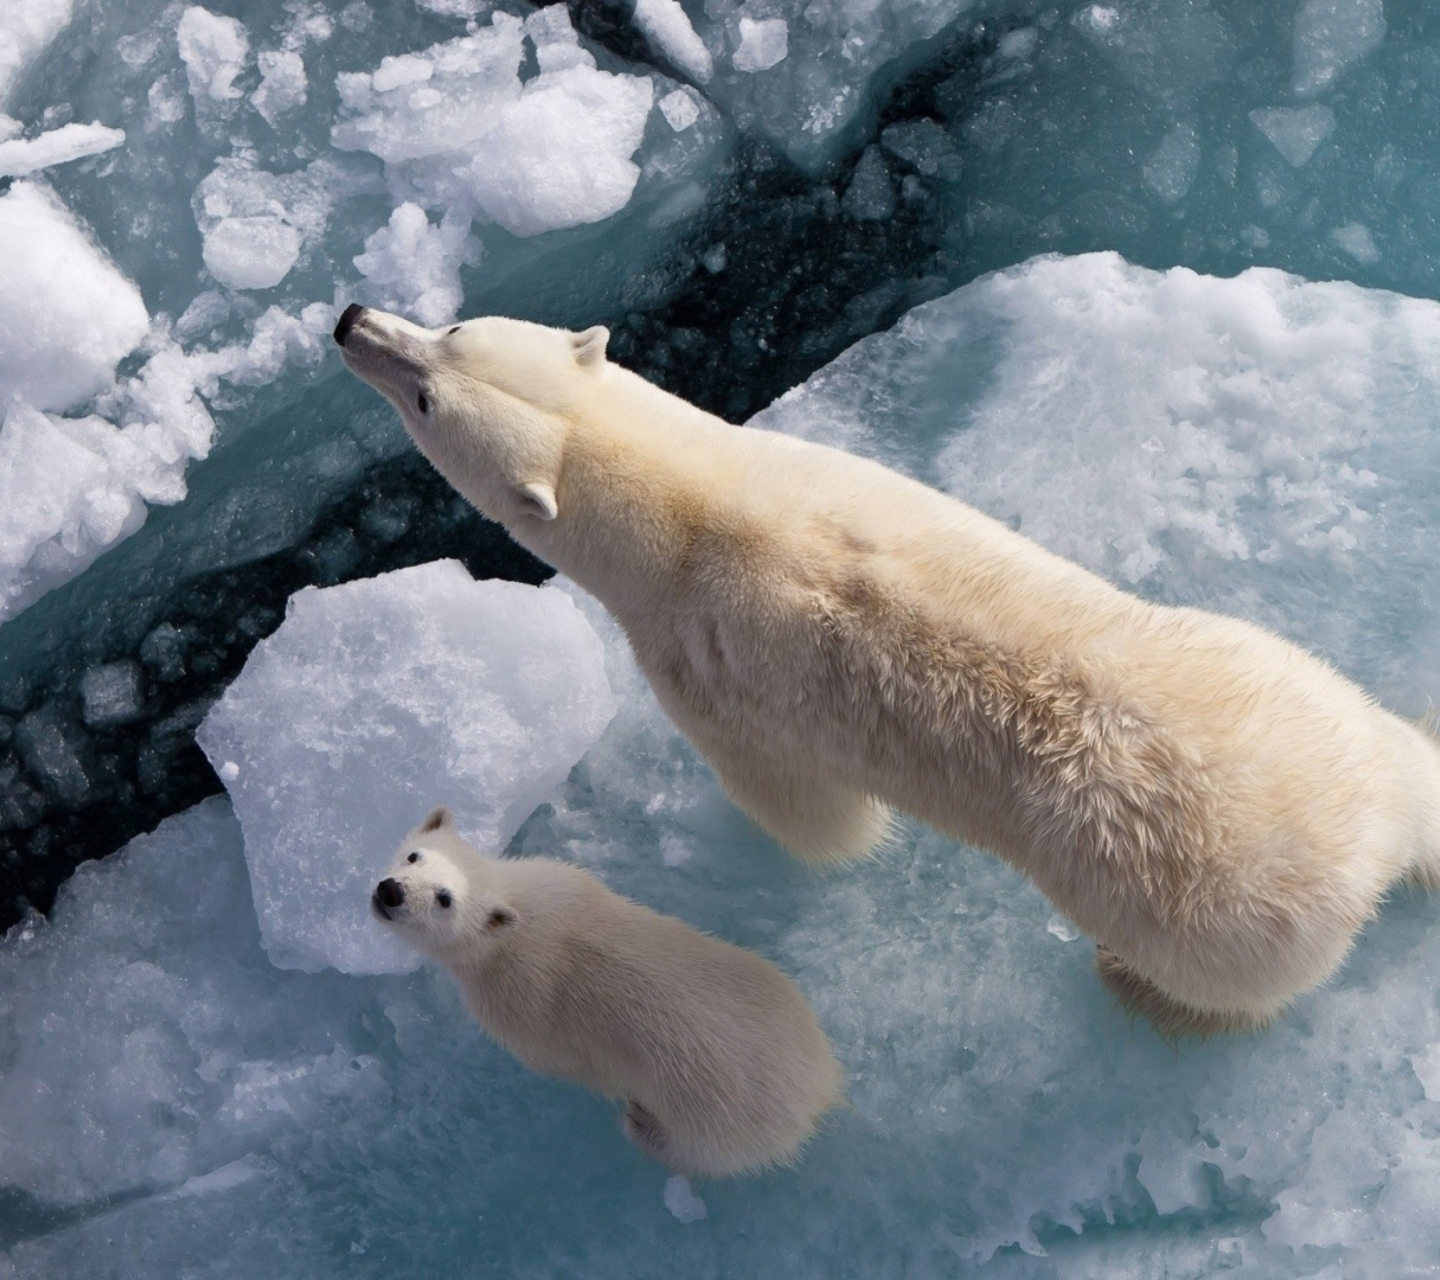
[335,303,1440,1037]
[371,807,842,1176]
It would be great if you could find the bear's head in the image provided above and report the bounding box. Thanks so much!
[371,806,518,962]
[333,304,609,529]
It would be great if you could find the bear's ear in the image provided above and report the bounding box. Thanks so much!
[515,480,558,521]
[571,326,609,368]
[485,903,518,932]
[419,806,453,833]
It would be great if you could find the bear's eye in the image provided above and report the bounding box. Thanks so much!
[407,851,420,864]
[436,890,452,908]
[447,325,461,335]
[416,390,429,414]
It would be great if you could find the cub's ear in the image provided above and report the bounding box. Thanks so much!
[419,806,454,833]
[572,325,609,368]
[515,480,558,521]
[485,903,518,931]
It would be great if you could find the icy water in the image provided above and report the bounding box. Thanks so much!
[2,1,1440,1276]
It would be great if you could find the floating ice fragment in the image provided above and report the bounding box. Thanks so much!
[202,216,302,290]
[733,17,788,73]
[354,202,468,327]
[843,145,895,221]
[998,28,1038,60]
[659,87,701,132]
[219,760,240,781]
[0,121,125,177]
[1249,104,1336,168]
[664,1175,708,1222]
[177,6,250,104]
[1293,0,1386,98]
[633,0,713,84]
[1331,222,1380,265]
[251,48,307,126]
[198,563,617,975]
[80,661,145,728]
[1046,915,1080,942]
[0,181,148,413]
[1142,122,1201,203]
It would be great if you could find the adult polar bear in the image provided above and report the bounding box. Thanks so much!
[334,303,1440,1037]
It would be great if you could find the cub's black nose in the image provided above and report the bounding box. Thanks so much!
[333,302,365,346]
[376,877,404,908]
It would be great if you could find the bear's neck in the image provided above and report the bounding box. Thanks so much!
[520,368,753,617]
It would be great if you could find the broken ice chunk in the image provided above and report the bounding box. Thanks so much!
[176,6,250,105]
[0,122,125,177]
[1249,104,1336,168]
[80,661,145,728]
[733,17,788,73]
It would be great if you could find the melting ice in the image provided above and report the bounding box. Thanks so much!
[3,0,1440,1275]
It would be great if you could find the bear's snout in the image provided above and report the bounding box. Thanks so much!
[374,877,405,917]
[333,302,366,347]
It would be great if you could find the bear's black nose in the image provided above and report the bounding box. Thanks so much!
[376,877,404,909]
[333,302,365,347]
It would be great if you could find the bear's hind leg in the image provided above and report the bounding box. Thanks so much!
[704,747,893,865]
[1096,947,1263,1040]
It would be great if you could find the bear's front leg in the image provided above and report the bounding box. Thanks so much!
[1095,946,1263,1040]
[700,741,893,865]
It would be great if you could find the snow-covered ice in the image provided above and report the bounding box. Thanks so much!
[198,562,616,974]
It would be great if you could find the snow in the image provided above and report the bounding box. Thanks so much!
[197,563,616,974]
[0,121,124,177]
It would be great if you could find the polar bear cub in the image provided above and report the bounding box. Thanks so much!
[371,808,842,1177]
[335,304,1440,1038]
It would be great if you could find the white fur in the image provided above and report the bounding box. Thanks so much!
[372,809,842,1176]
[339,309,1440,1035]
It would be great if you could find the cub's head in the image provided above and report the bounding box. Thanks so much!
[370,806,517,962]
[333,304,609,529]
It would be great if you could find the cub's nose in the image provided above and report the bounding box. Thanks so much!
[376,877,404,909]
[333,302,365,347]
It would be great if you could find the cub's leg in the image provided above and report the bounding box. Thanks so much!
[700,743,893,865]
[622,1101,670,1165]
[1096,946,1264,1040]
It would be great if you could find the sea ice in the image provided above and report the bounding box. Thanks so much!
[198,562,616,974]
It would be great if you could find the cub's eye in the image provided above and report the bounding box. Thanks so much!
[447,325,461,335]
[436,890,453,908]
[416,390,429,414]
[407,851,420,864]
